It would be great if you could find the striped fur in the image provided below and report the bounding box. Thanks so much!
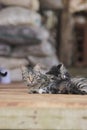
[21,64,87,94]
[21,65,53,93]
[46,64,87,94]
[71,77,87,93]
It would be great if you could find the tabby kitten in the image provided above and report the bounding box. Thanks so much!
[21,65,54,93]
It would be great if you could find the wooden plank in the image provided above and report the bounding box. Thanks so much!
[84,22,87,66]
[0,83,87,129]
[0,108,87,130]
[59,0,74,66]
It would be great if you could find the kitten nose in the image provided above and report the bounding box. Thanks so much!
[29,75,33,83]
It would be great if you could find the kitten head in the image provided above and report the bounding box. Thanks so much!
[21,65,35,86]
[46,63,71,80]
[21,65,43,87]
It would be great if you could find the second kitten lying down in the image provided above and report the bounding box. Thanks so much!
[21,64,87,94]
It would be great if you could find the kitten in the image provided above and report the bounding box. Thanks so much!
[46,64,87,94]
[21,64,54,93]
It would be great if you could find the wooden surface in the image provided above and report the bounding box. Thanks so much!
[0,82,87,130]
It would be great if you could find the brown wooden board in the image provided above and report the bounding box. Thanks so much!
[0,82,87,129]
[84,22,87,66]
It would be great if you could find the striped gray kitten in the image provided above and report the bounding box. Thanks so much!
[46,64,87,94]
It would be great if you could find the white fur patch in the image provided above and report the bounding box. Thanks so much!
[39,88,45,94]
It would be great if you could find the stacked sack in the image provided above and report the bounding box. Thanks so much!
[0,0,60,82]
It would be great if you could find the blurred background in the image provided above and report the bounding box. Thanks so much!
[0,0,87,83]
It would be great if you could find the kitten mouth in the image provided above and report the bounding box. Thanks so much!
[27,78,37,87]
[27,75,34,83]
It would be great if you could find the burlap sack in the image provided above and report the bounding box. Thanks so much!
[39,0,63,10]
[0,0,39,11]
[0,25,49,45]
[0,57,29,69]
[10,68,22,82]
[11,41,55,57]
[0,44,11,56]
[28,55,59,69]
[69,0,87,13]
[0,7,41,26]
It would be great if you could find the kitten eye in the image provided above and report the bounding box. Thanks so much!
[62,74,69,80]
[62,75,67,79]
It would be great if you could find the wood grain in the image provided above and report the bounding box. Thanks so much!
[0,82,87,129]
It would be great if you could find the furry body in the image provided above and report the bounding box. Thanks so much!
[21,65,55,93]
[46,64,87,94]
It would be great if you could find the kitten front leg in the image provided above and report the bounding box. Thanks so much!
[28,88,48,94]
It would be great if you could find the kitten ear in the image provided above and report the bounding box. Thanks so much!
[59,64,68,75]
[21,66,28,72]
[34,64,41,72]
[57,64,63,69]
